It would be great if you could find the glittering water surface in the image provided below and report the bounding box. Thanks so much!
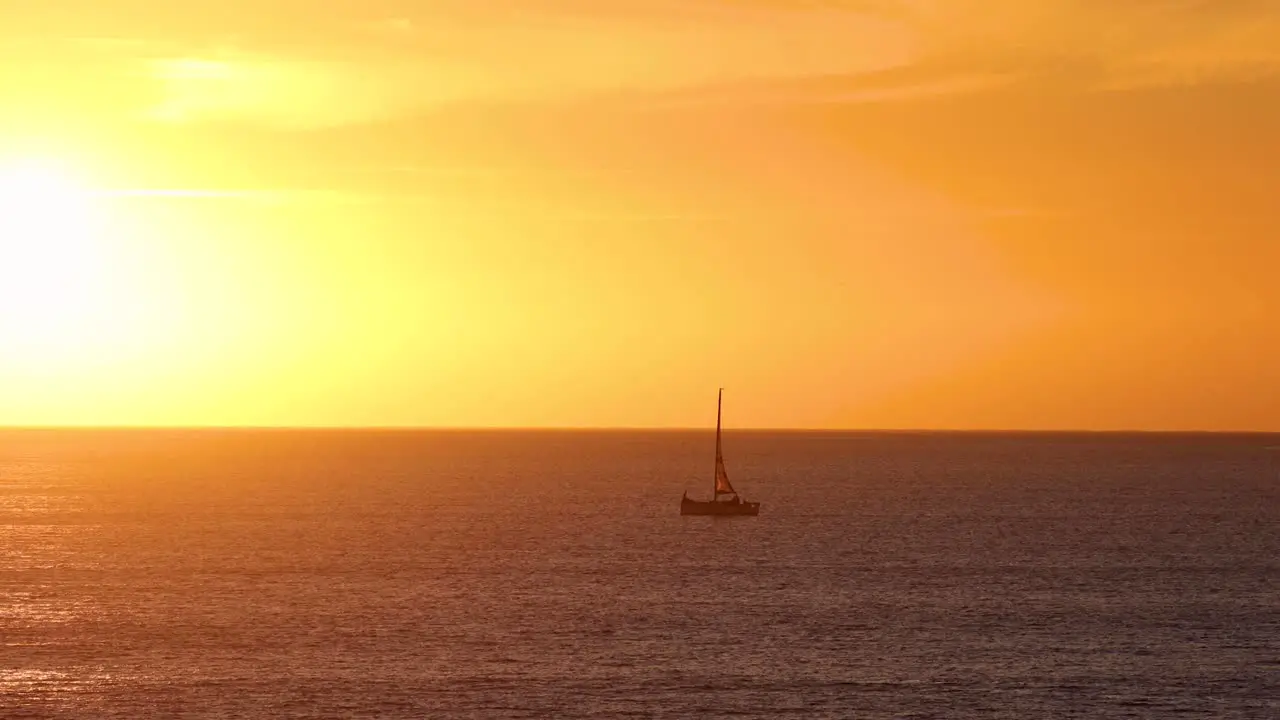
[1,430,1277,718]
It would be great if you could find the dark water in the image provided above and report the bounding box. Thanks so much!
[1,430,1277,718]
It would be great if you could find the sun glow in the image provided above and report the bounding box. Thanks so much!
[0,160,119,361]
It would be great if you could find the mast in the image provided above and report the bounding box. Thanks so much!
[713,387,723,500]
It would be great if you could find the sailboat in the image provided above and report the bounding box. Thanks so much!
[680,389,760,516]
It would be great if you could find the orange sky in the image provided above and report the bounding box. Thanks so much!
[1,2,1278,429]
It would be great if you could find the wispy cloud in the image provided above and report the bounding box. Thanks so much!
[365,17,417,38]
[4,1,1279,129]
[896,1,1280,83]
[97,187,396,206]
[132,4,915,126]
[102,188,252,198]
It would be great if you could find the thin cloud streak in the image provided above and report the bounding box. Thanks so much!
[101,188,261,198]
[95,188,371,205]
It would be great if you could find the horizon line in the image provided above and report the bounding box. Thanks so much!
[2,425,1279,435]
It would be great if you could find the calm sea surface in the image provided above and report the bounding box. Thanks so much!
[1,430,1277,718]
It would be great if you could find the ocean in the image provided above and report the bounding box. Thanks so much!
[1,429,1277,718]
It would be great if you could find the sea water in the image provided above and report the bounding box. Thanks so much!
[2,429,1277,718]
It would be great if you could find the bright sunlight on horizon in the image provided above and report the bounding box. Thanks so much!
[1,2,1279,430]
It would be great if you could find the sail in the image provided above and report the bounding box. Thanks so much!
[713,388,736,495]
[714,455,736,495]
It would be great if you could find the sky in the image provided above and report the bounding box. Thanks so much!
[1,1,1278,429]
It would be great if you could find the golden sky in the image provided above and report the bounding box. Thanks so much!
[1,2,1278,429]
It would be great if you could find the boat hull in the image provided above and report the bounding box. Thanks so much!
[680,497,760,516]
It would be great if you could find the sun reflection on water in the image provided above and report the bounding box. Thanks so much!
[1,446,111,714]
